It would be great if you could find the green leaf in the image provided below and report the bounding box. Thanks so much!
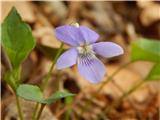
[17,84,43,103]
[2,7,35,67]
[145,63,160,81]
[131,38,160,62]
[4,66,21,90]
[36,44,66,60]
[43,91,75,105]
[17,84,75,104]
[11,66,21,84]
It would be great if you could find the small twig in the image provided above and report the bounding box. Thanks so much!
[56,106,68,118]
[97,61,132,93]
[103,80,145,115]
[80,62,132,115]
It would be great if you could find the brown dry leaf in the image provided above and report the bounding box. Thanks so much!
[131,84,152,103]
[72,91,108,120]
[1,1,35,23]
[137,1,160,26]
[103,65,142,96]
[66,1,82,24]
[2,97,57,120]
[32,2,66,26]
[40,1,67,23]
[75,64,141,97]
[33,26,61,48]
[125,23,137,41]
[128,61,154,79]
[76,62,156,101]
[87,2,124,34]
[32,9,69,49]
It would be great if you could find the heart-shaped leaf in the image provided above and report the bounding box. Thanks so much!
[17,84,75,104]
[131,38,160,62]
[17,84,43,102]
[2,7,35,68]
[43,91,75,105]
[145,63,160,81]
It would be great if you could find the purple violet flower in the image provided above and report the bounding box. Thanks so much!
[55,23,124,83]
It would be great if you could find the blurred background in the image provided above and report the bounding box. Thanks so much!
[1,1,160,120]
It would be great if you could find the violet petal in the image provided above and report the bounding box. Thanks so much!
[55,25,85,46]
[56,48,78,69]
[92,42,124,58]
[79,26,99,44]
[78,56,105,83]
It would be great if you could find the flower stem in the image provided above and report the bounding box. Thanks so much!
[32,103,39,120]
[104,80,145,115]
[36,104,45,120]
[32,43,64,120]
[15,95,24,120]
[2,48,24,120]
[41,43,64,91]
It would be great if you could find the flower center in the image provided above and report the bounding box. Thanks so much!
[77,45,96,65]
[78,44,92,54]
[77,44,95,58]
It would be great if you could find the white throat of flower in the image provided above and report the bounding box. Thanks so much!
[77,45,96,64]
[71,22,79,27]
[71,22,97,64]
